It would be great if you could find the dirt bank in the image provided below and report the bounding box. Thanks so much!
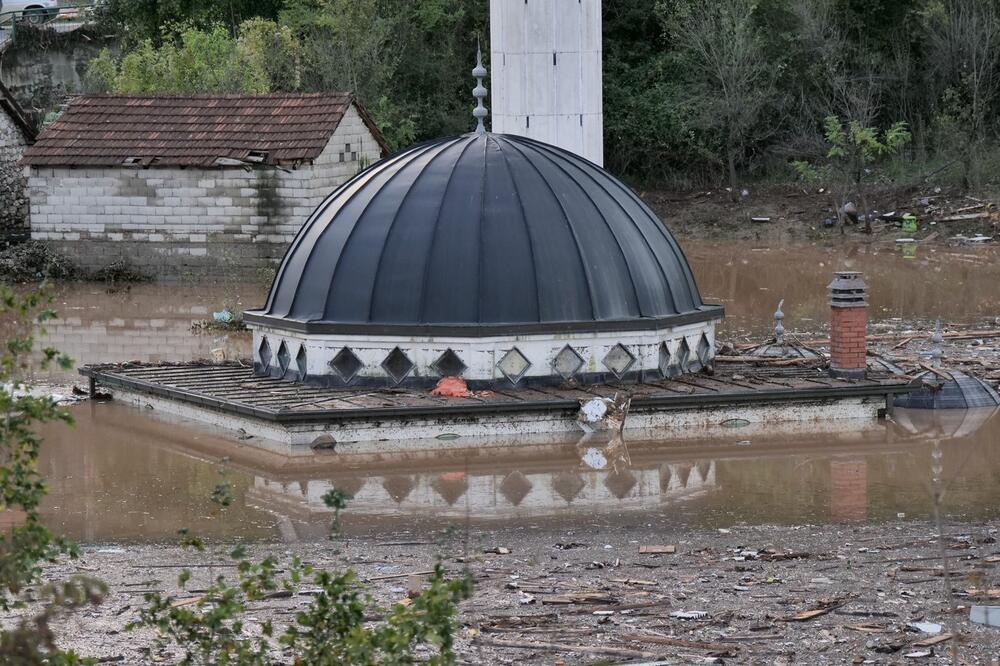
[645,184,1000,244]
[10,520,1000,664]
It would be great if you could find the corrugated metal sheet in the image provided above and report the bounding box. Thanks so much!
[22,93,387,167]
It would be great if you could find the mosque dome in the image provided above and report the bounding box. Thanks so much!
[893,370,1000,410]
[248,132,718,334]
[243,132,723,387]
[243,49,722,388]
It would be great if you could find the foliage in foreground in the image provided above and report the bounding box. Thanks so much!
[133,553,469,666]
[0,283,103,663]
[128,484,470,665]
[0,284,470,664]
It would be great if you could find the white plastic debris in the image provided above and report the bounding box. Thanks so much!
[579,397,608,423]
[907,621,942,634]
[971,605,1000,627]
[670,610,708,620]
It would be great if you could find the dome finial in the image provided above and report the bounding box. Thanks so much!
[773,299,786,354]
[931,319,944,368]
[472,38,488,134]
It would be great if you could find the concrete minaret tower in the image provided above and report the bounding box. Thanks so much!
[489,0,603,166]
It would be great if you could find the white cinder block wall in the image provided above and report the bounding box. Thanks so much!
[27,106,381,277]
[490,0,604,166]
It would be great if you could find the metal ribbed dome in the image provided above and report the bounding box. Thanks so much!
[246,132,721,334]
[893,371,1000,410]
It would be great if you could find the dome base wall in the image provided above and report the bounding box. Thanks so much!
[247,318,721,389]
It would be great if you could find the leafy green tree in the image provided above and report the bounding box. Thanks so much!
[660,0,778,198]
[925,0,1000,189]
[95,0,285,44]
[85,20,300,94]
[603,1,695,183]
[794,116,911,232]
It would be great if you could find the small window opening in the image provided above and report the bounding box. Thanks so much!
[246,150,268,163]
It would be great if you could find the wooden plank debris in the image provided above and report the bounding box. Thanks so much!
[911,634,953,647]
[473,636,653,659]
[639,545,676,554]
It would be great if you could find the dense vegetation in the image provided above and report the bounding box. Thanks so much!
[85,0,1000,191]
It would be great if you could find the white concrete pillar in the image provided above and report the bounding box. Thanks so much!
[490,0,604,166]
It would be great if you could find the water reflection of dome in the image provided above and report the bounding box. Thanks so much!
[247,460,718,520]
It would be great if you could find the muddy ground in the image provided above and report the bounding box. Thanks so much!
[646,184,1000,244]
[9,520,1000,664]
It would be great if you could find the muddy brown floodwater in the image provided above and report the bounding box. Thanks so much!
[25,241,1000,543]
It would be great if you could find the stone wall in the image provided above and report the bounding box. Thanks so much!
[28,106,381,277]
[0,109,29,246]
[1,26,117,125]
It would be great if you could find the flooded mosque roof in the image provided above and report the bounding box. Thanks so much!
[245,131,721,335]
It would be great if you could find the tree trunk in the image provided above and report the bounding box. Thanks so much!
[727,150,738,203]
[859,183,872,235]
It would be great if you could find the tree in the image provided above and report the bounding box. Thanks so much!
[95,0,285,44]
[794,116,911,233]
[926,0,1000,189]
[85,20,301,94]
[662,0,778,198]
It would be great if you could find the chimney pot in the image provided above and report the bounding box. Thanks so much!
[829,271,868,379]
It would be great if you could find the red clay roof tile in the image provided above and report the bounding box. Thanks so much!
[22,93,387,167]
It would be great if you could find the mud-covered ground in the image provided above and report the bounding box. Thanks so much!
[9,520,1000,664]
[646,184,1000,244]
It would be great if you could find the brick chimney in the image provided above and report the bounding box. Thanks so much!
[828,271,868,379]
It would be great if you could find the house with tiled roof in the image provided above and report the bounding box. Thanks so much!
[22,93,387,276]
[0,79,36,246]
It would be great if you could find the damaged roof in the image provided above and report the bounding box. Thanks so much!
[0,80,36,143]
[22,93,388,168]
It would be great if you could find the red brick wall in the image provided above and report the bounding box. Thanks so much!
[830,305,867,372]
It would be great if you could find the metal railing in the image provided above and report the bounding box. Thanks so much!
[0,2,97,45]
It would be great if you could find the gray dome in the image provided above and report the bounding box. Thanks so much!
[893,371,1000,409]
[246,132,721,334]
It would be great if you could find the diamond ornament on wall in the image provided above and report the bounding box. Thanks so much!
[676,338,692,373]
[277,340,291,376]
[658,342,676,378]
[330,347,363,383]
[257,336,272,371]
[431,348,467,377]
[381,347,415,385]
[497,347,531,384]
[552,345,585,380]
[695,333,713,370]
[295,345,307,379]
[602,343,636,379]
